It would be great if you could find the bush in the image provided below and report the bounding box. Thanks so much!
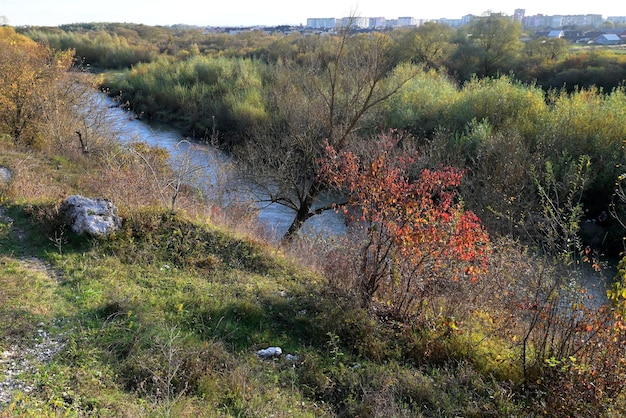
[103,56,268,139]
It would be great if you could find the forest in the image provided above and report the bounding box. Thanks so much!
[1,15,626,416]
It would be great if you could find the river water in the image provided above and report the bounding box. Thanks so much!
[95,92,345,240]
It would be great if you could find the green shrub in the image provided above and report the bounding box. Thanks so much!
[103,56,267,139]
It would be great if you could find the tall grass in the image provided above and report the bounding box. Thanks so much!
[104,56,268,140]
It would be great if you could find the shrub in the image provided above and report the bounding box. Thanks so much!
[321,131,490,320]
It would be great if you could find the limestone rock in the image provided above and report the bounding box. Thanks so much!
[59,195,122,237]
[0,167,13,186]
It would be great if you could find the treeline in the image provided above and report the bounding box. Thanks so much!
[20,18,626,88]
[19,22,279,68]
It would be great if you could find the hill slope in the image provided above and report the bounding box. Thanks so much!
[0,147,529,417]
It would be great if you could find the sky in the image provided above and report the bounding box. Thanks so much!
[1,0,625,27]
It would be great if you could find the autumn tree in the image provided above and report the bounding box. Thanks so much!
[235,22,417,240]
[320,132,490,318]
[0,27,73,147]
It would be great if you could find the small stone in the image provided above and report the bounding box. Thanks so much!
[0,167,13,186]
[256,347,282,359]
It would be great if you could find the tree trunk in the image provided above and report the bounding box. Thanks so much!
[281,177,329,242]
[282,198,313,242]
[76,131,89,154]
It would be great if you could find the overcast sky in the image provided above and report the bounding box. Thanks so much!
[1,0,625,27]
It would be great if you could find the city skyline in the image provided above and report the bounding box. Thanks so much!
[1,0,625,28]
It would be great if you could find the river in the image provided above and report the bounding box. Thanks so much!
[94,92,346,240]
[93,91,615,304]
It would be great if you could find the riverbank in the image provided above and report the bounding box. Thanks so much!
[94,91,346,240]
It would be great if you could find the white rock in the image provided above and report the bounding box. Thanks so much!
[256,347,282,359]
[59,195,122,237]
[0,167,12,185]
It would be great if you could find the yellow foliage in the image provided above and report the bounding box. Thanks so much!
[0,26,74,147]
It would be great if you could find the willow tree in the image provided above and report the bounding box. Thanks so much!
[524,36,569,62]
[451,13,523,79]
[393,22,454,70]
[236,23,416,240]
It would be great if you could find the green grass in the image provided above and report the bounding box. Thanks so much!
[0,257,68,345]
[0,198,529,417]
[0,146,544,417]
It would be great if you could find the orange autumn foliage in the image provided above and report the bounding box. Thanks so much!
[321,132,490,319]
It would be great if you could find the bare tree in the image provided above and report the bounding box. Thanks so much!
[236,20,416,240]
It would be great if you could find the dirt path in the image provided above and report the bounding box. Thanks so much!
[0,204,67,408]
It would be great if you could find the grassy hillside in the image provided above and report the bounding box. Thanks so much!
[0,118,623,417]
[0,144,532,417]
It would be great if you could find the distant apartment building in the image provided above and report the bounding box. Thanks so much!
[524,13,603,29]
[369,17,386,29]
[437,15,474,27]
[306,18,337,29]
[339,16,370,29]
[307,16,420,29]
[437,18,463,27]
[306,10,608,31]
[523,14,551,28]
[379,17,417,28]
[562,14,603,27]
[385,19,398,28]
[397,16,417,27]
